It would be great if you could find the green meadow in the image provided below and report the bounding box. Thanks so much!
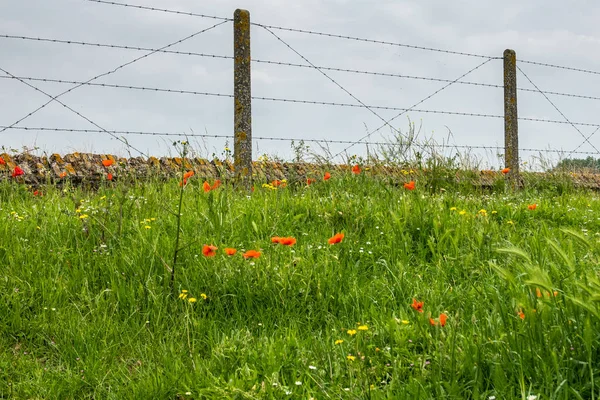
[1,164,600,399]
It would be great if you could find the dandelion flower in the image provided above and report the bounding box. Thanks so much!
[347,329,357,336]
[200,293,208,300]
[334,339,344,345]
[357,325,368,331]
[188,297,197,303]
[346,355,356,361]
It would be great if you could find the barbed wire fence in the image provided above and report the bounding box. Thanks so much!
[1,0,599,180]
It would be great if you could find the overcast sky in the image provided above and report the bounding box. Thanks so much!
[2,0,600,168]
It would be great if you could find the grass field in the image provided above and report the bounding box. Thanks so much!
[1,164,600,399]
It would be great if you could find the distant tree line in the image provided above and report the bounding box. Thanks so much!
[555,157,600,171]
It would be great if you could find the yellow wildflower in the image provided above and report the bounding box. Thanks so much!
[200,293,208,300]
[401,320,410,325]
[450,207,457,211]
[79,214,89,219]
[346,355,356,361]
[357,325,368,331]
[335,339,344,345]
[459,210,467,216]
[347,329,357,336]
[188,298,197,303]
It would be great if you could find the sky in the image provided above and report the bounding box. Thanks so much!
[1,0,600,169]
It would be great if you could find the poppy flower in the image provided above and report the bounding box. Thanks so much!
[536,288,542,298]
[243,250,261,259]
[429,317,437,326]
[272,180,282,187]
[518,310,525,320]
[324,172,331,181]
[183,170,194,180]
[328,232,344,245]
[0,157,5,165]
[271,237,282,244]
[411,298,424,313]
[211,180,221,190]
[439,313,447,327]
[179,179,188,187]
[12,166,24,177]
[502,167,510,174]
[528,204,537,210]
[224,248,237,256]
[352,164,360,174]
[107,173,113,181]
[203,181,211,192]
[59,171,67,178]
[280,237,297,246]
[306,178,316,185]
[102,159,114,167]
[404,181,415,191]
[202,245,218,257]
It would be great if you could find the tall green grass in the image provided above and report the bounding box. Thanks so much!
[0,166,599,399]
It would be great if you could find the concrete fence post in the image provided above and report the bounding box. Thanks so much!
[233,9,252,188]
[503,49,520,187]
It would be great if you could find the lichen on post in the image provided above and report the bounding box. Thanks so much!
[503,49,521,189]
[233,9,252,190]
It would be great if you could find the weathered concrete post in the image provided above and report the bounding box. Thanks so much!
[503,49,520,187]
[234,9,252,189]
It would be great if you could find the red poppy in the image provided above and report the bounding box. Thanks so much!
[202,245,218,257]
[12,166,24,177]
[324,172,331,181]
[518,310,525,320]
[411,298,424,313]
[429,317,437,326]
[179,178,188,187]
[203,181,211,192]
[352,165,360,174]
[211,180,221,190]
[102,159,114,167]
[306,178,316,185]
[439,313,447,327]
[280,237,297,246]
[224,248,237,256]
[183,170,194,180]
[107,173,113,181]
[536,288,542,298]
[0,157,5,165]
[528,204,537,210]
[59,171,67,178]
[243,250,261,259]
[502,167,510,174]
[33,190,41,197]
[404,181,415,191]
[328,232,344,245]
[271,237,282,244]
[271,180,282,187]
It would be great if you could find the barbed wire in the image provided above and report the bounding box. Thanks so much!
[259,24,405,139]
[5,73,600,129]
[5,125,600,156]
[80,0,600,77]
[570,126,600,155]
[517,65,600,155]
[0,67,149,157]
[0,34,234,61]
[83,0,231,21]
[332,57,497,160]
[519,59,600,77]
[0,20,230,137]
[5,34,600,102]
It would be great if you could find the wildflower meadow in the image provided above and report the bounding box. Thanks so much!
[1,156,600,399]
